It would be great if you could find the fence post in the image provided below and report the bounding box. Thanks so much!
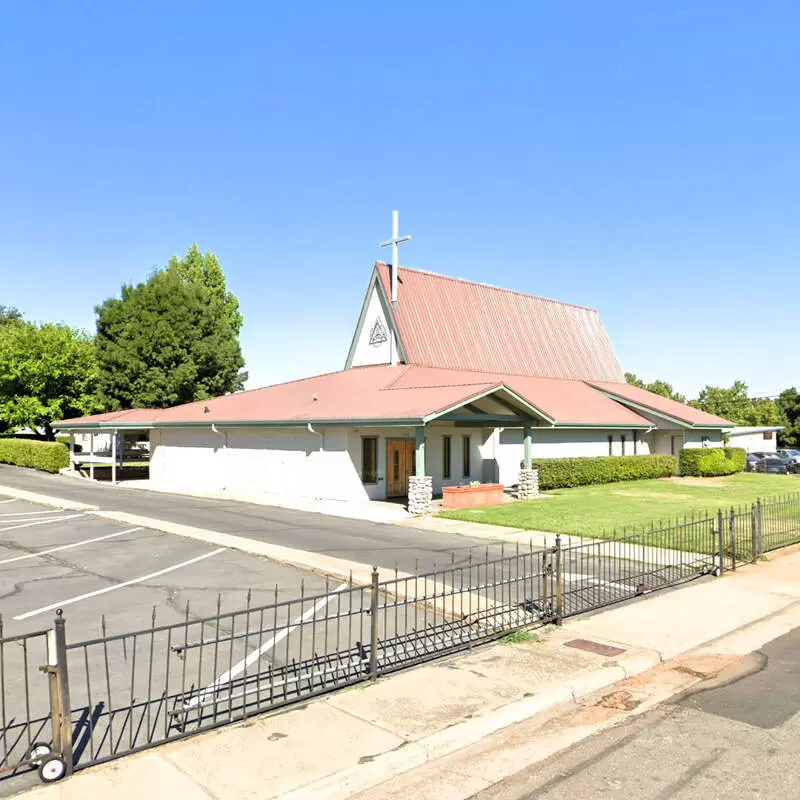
[369,567,379,681]
[554,536,563,626]
[756,499,763,555]
[716,510,724,576]
[53,610,73,777]
[751,504,758,562]
[729,506,736,571]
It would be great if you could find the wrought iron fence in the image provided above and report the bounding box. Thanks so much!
[2,491,800,788]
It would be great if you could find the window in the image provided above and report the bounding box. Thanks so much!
[462,435,471,478]
[361,437,378,483]
[608,435,613,456]
[633,431,638,455]
[764,432,774,440]
[701,436,710,448]
[443,435,451,479]
[621,434,626,456]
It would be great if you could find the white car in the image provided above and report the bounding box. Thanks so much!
[777,449,800,464]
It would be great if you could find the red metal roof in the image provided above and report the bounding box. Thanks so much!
[55,367,658,429]
[375,263,625,382]
[589,381,733,427]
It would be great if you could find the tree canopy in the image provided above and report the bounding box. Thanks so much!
[624,373,686,403]
[0,321,99,438]
[777,388,800,447]
[95,249,246,410]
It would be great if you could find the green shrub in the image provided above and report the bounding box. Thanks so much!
[0,439,70,473]
[679,446,746,477]
[520,454,676,490]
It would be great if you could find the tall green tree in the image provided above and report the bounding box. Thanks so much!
[167,244,243,334]
[777,388,800,447]
[690,381,752,423]
[95,258,246,410]
[0,322,99,438]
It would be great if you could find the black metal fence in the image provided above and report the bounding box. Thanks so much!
[3,492,800,787]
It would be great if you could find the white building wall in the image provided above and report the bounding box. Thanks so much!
[150,426,369,502]
[683,430,724,449]
[349,286,400,367]
[726,432,776,453]
[490,427,653,486]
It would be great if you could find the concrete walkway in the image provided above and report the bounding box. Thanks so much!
[16,544,800,800]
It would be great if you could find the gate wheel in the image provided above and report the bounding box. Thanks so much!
[38,754,66,783]
[26,742,51,764]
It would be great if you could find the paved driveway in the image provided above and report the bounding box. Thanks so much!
[0,466,513,574]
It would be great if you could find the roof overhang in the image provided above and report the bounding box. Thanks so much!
[590,388,731,430]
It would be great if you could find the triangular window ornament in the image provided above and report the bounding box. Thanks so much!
[368,317,388,346]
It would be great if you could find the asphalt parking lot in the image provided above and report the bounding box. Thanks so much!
[0,497,334,643]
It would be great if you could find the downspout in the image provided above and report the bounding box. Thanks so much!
[307,423,324,501]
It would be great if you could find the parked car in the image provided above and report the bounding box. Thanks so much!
[777,449,800,465]
[747,454,792,474]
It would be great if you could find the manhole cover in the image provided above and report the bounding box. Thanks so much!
[564,638,626,657]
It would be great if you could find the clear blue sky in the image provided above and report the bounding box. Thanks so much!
[1,2,796,399]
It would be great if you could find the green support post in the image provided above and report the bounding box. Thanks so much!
[415,426,426,477]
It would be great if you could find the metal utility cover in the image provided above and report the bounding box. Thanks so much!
[564,638,626,657]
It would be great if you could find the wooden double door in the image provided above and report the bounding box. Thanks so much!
[387,439,416,498]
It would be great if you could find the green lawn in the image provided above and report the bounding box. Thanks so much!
[439,473,800,538]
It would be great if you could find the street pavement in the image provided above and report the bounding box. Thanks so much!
[473,626,800,800]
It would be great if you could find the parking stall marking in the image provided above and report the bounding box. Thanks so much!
[0,508,72,518]
[0,526,143,566]
[0,498,17,505]
[188,582,351,709]
[14,547,227,620]
[0,513,85,534]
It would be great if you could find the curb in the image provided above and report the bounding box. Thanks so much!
[278,648,662,800]
[0,484,99,512]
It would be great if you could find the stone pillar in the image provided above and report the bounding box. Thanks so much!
[518,468,539,500]
[408,475,433,515]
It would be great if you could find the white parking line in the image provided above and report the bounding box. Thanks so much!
[0,527,143,566]
[187,583,351,709]
[14,547,226,620]
[0,514,85,534]
[0,509,70,518]
[0,499,17,505]
[564,572,633,592]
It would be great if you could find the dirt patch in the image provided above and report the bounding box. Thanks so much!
[612,489,695,500]
[595,690,642,712]
[666,476,730,487]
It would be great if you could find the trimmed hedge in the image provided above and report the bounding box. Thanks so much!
[522,454,677,490]
[0,439,70,473]
[679,446,746,477]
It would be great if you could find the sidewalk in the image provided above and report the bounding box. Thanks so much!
[18,544,800,800]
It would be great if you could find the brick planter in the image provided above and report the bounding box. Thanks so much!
[442,483,505,510]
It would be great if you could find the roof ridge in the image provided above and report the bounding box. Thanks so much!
[375,261,598,314]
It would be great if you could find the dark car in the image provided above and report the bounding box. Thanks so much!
[748,455,791,474]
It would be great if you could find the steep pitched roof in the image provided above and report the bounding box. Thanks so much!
[375,263,625,382]
[589,381,734,428]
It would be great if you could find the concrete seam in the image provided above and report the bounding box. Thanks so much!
[157,753,221,800]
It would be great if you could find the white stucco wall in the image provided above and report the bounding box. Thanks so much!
[349,286,400,367]
[150,427,370,502]
[490,427,653,486]
[726,432,776,453]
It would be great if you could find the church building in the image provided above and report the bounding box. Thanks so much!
[55,232,733,512]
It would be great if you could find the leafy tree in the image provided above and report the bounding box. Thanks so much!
[167,244,243,334]
[0,322,99,438]
[690,381,752,423]
[0,306,22,326]
[777,388,800,447]
[95,262,246,410]
[625,372,686,403]
[740,397,785,427]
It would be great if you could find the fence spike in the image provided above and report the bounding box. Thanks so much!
[151,605,156,627]
[246,588,252,609]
